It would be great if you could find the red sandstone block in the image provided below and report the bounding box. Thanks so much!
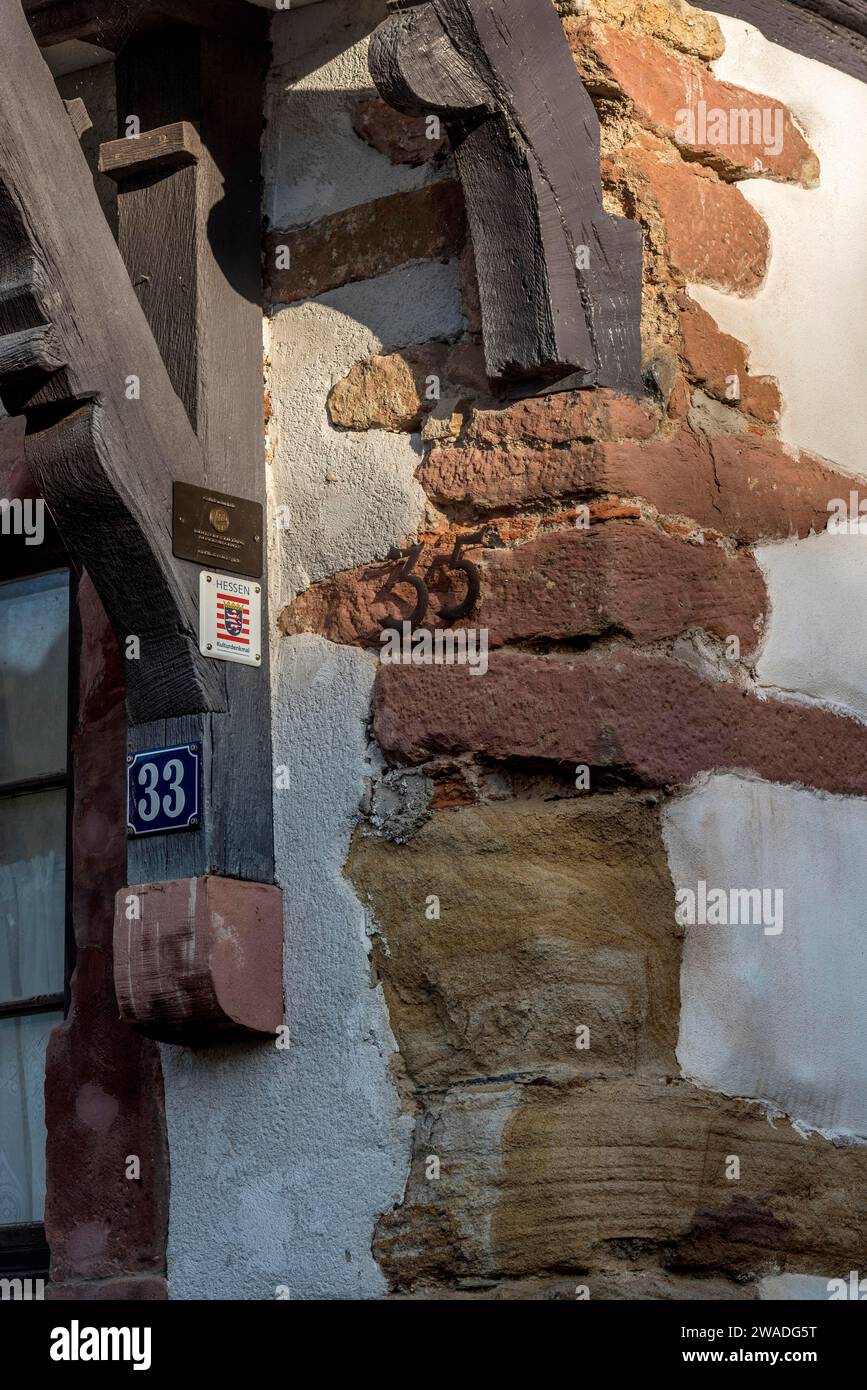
[464,387,658,447]
[419,424,850,543]
[571,23,818,186]
[264,182,465,304]
[678,294,780,423]
[419,440,603,509]
[281,522,766,657]
[604,431,850,540]
[373,648,867,798]
[47,1277,168,1300]
[352,96,448,165]
[605,146,770,293]
[114,876,283,1044]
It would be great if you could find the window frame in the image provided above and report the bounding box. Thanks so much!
[0,547,77,1280]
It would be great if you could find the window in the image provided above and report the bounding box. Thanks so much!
[0,569,70,1263]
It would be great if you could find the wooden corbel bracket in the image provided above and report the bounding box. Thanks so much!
[369,0,643,390]
[114,877,284,1044]
[0,1,225,723]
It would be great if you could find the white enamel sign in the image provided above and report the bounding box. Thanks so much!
[199,570,261,666]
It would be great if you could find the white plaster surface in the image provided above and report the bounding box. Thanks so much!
[163,637,412,1300]
[663,774,867,1140]
[264,0,449,231]
[267,259,463,602]
[759,1274,834,1300]
[755,531,867,721]
[699,15,867,478]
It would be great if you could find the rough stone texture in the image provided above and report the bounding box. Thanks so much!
[559,0,724,62]
[756,531,867,722]
[373,647,867,797]
[47,1277,168,1301]
[326,341,492,434]
[44,577,169,1291]
[678,294,780,422]
[368,767,433,843]
[462,387,658,448]
[281,521,767,656]
[687,388,748,435]
[349,796,680,1086]
[226,0,867,1304]
[327,344,448,432]
[665,774,867,1139]
[604,144,770,292]
[352,96,448,166]
[397,1271,756,1299]
[114,877,284,1044]
[268,259,463,602]
[265,181,466,304]
[421,425,852,541]
[376,1077,867,1288]
[570,22,819,185]
[162,638,412,1300]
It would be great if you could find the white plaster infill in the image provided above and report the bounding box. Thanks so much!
[702,15,867,479]
[664,774,867,1143]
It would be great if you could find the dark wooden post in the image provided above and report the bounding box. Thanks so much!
[100,16,275,887]
[370,0,643,391]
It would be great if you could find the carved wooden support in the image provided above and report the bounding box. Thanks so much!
[369,0,643,390]
[0,0,225,723]
[113,877,284,1044]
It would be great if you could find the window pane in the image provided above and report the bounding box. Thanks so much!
[0,571,69,785]
[0,789,66,1001]
[0,1010,61,1223]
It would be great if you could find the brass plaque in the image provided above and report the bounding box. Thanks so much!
[172,482,263,578]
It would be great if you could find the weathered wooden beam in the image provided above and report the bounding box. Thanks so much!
[98,120,203,180]
[0,0,225,722]
[0,323,65,378]
[112,21,274,885]
[24,0,269,49]
[370,0,643,390]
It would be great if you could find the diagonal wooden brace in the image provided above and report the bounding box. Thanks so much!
[370,0,643,390]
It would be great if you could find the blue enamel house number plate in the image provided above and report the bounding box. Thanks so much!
[127,743,201,837]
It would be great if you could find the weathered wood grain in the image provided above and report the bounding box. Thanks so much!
[63,96,92,140]
[0,0,225,722]
[23,0,269,49]
[116,22,275,886]
[370,0,643,391]
[98,120,203,180]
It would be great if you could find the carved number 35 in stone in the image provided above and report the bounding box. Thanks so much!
[380,534,483,634]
